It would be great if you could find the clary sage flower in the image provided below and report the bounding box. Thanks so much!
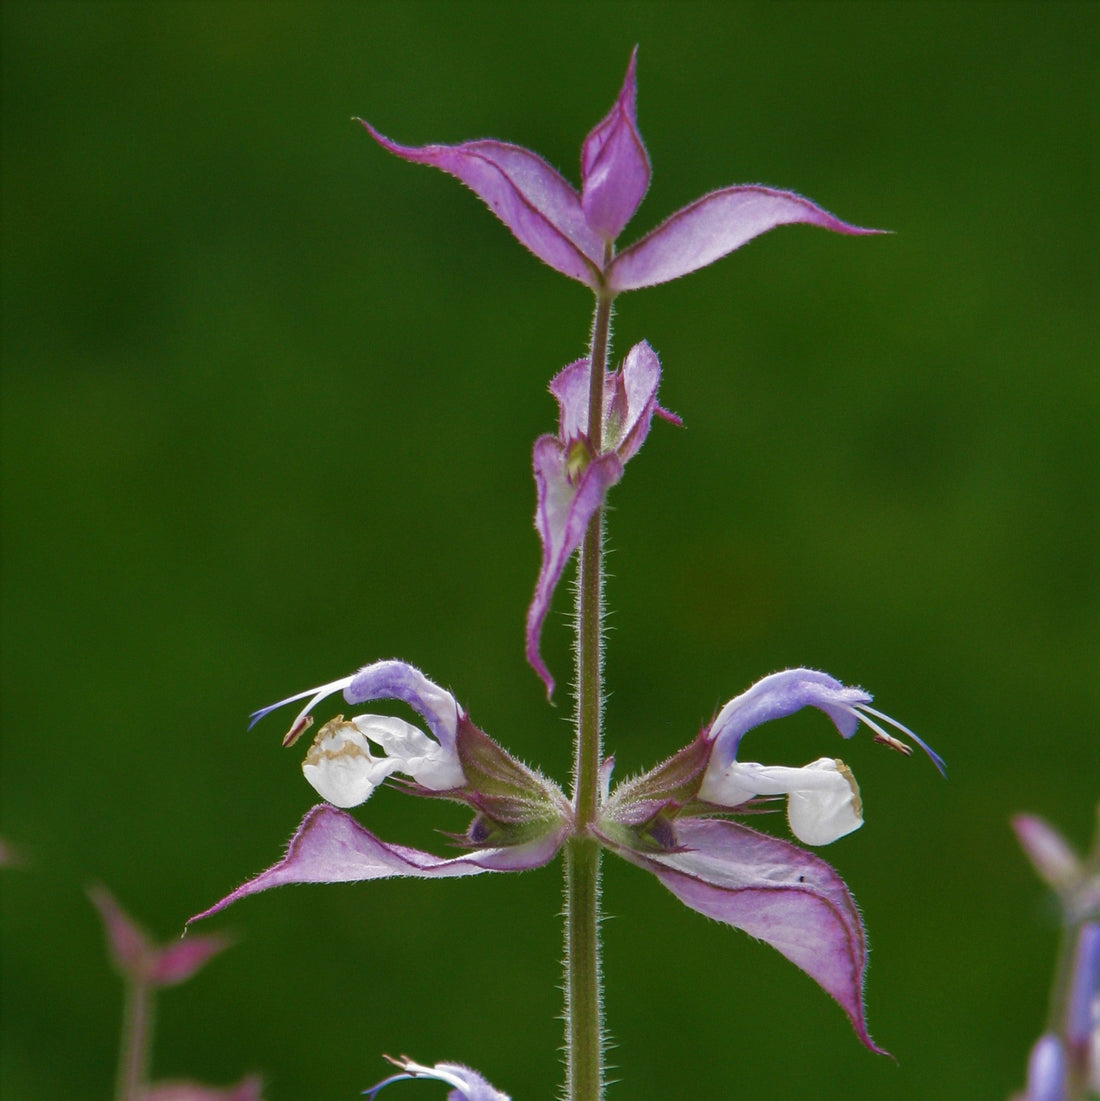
[364,1056,510,1101]
[196,48,927,1099]
[359,49,879,297]
[192,662,941,1050]
[528,341,679,695]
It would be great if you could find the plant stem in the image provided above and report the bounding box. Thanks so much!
[564,279,614,1101]
[563,837,603,1101]
[115,979,154,1101]
[575,286,613,828]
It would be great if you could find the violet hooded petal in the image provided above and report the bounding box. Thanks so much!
[359,124,603,286]
[707,668,945,776]
[604,817,883,1053]
[250,660,461,753]
[188,805,564,924]
[365,1057,510,1101]
[580,48,650,242]
[607,185,883,293]
[344,660,462,752]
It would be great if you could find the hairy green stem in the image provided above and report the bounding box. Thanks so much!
[564,280,614,1101]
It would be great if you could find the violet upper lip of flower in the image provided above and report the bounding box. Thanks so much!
[193,662,942,1053]
[358,49,882,297]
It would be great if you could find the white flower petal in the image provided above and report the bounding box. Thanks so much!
[785,758,863,846]
[302,718,398,808]
[699,757,863,846]
[351,714,465,791]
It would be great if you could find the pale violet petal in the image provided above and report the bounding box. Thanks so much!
[708,669,868,771]
[344,661,461,751]
[1067,923,1100,1051]
[608,185,883,292]
[1024,1033,1068,1101]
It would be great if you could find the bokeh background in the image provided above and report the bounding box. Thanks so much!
[2,2,1096,1099]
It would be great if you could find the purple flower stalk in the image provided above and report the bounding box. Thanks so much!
[195,50,935,1100]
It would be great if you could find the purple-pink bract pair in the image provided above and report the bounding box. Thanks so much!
[360,48,878,295]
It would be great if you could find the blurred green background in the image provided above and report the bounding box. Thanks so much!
[2,2,1096,1098]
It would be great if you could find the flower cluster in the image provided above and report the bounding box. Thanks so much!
[194,658,941,1055]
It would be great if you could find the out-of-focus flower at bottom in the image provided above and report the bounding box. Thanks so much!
[140,1077,264,1101]
[364,1056,509,1101]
